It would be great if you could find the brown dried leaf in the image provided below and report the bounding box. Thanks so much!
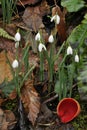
[29,51,39,66]
[0,109,16,130]
[17,0,41,6]
[8,89,17,100]
[0,109,8,130]
[23,6,42,32]
[0,37,15,53]
[21,80,40,125]
[5,110,16,130]
[0,51,13,84]
[22,0,50,32]
[52,6,67,43]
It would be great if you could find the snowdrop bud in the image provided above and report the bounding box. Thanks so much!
[67,46,73,55]
[35,32,41,41]
[38,43,46,52]
[51,14,60,24]
[48,34,54,43]
[12,59,19,68]
[15,42,19,48]
[15,32,21,42]
[75,54,79,62]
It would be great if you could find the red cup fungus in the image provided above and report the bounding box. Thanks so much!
[57,98,81,123]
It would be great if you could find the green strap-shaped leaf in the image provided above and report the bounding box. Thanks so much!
[0,28,15,40]
[61,0,85,12]
[66,23,87,48]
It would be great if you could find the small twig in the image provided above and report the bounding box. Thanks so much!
[38,121,55,126]
[43,94,58,104]
[43,83,78,104]
[53,0,57,6]
[8,121,17,126]
[18,0,25,8]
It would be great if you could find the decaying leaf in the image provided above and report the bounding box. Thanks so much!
[0,37,15,53]
[5,110,16,130]
[0,109,16,130]
[21,79,40,125]
[8,89,17,100]
[0,109,8,130]
[0,51,13,84]
[17,0,41,6]
[0,27,14,41]
[29,51,39,66]
[52,6,67,43]
[22,0,50,32]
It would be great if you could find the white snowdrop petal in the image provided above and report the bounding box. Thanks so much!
[51,14,60,25]
[67,46,73,55]
[48,34,54,43]
[56,15,60,24]
[38,43,46,52]
[38,43,42,52]
[15,42,19,48]
[43,44,46,51]
[75,54,79,62]
[35,32,41,41]
[51,15,55,22]
[15,32,21,42]
[12,60,19,68]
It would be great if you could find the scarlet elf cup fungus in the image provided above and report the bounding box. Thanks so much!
[57,98,81,123]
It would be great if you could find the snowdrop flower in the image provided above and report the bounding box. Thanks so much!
[38,43,46,52]
[75,54,79,62]
[48,34,54,43]
[15,42,19,48]
[67,46,73,55]
[12,59,19,68]
[15,32,21,42]
[51,14,60,24]
[35,32,41,41]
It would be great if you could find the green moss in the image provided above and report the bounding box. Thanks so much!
[72,102,87,130]
[2,99,17,111]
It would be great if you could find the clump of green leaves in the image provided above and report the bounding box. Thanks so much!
[1,0,18,24]
[0,30,35,97]
[61,0,85,12]
[0,27,15,40]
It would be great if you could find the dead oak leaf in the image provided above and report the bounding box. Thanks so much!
[21,80,40,125]
[0,109,8,130]
[22,6,43,32]
[17,0,41,6]
[52,6,67,43]
[22,0,50,32]
[0,51,13,84]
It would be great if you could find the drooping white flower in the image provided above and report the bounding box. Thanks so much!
[38,43,46,52]
[48,34,54,43]
[75,54,79,62]
[67,46,73,55]
[51,14,60,24]
[12,59,19,68]
[35,32,41,41]
[15,42,19,48]
[15,32,21,42]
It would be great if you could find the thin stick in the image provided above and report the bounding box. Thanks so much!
[53,0,57,6]
[43,94,58,104]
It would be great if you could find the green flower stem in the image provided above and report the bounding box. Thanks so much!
[53,42,65,62]
[58,55,67,100]
[15,44,19,60]
[59,69,62,101]
[59,54,67,67]
[49,43,54,82]
[39,52,44,81]
[1,0,6,24]
[19,65,35,88]
[15,68,20,97]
